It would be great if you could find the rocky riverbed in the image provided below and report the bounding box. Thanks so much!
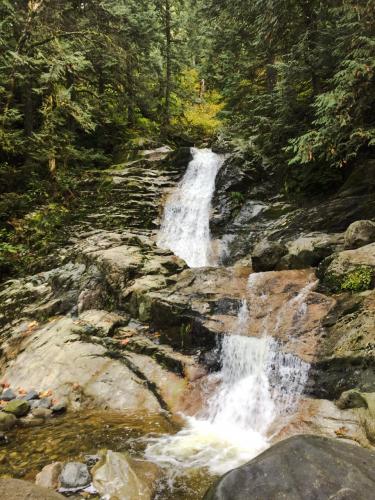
[0,147,374,498]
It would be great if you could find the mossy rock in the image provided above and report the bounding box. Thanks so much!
[3,399,30,417]
[322,266,374,293]
[0,412,17,430]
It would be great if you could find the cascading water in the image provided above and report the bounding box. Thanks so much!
[157,148,224,267]
[146,280,311,475]
[147,150,311,476]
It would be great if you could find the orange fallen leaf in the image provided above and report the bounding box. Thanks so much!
[1,382,10,389]
[120,339,130,346]
[72,383,80,391]
[18,388,27,395]
[40,389,52,398]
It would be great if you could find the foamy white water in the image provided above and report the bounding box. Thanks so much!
[157,148,223,267]
[146,285,310,475]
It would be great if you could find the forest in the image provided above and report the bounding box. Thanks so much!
[0,0,374,278]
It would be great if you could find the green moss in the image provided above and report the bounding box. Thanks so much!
[341,266,373,292]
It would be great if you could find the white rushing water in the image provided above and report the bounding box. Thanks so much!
[148,151,311,475]
[157,148,223,267]
[146,285,310,475]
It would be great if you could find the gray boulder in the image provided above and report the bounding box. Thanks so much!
[251,241,287,272]
[345,220,375,249]
[59,462,91,490]
[204,435,375,500]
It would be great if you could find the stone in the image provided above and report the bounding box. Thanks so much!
[318,243,375,292]
[3,399,30,417]
[1,388,16,401]
[59,462,91,490]
[336,389,368,410]
[0,478,64,499]
[92,450,160,500]
[23,390,39,401]
[79,309,128,337]
[32,407,52,419]
[345,220,375,249]
[251,240,287,272]
[204,435,375,500]
[38,397,52,409]
[280,233,344,269]
[0,412,17,431]
[36,462,63,490]
[51,400,67,413]
[0,432,8,445]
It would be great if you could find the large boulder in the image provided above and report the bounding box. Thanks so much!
[204,435,375,500]
[345,220,375,249]
[92,450,160,500]
[318,243,375,292]
[251,241,287,272]
[0,478,64,500]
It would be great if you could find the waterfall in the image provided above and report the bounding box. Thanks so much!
[146,278,310,475]
[148,151,311,475]
[157,148,223,268]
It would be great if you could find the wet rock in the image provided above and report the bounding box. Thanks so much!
[251,240,287,272]
[23,390,39,401]
[38,398,53,409]
[0,432,8,445]
[36,462,63,490]
[318,243,375,292]
[0,478,64,499]
[51,400,67,414]
[92,450,160,500]
[345,220,375,249]
[79,309,128,337]
[280,233,344,269]
[18,416,45,427]
[32,407,52,419]
[0,412,17,431]
[3,399,30,417]
[84,455,100,467]
[59,462,91,489]
[336,389,368,410]
[310,290,375,398]
[204,435,375,500]
[1,388,16,401]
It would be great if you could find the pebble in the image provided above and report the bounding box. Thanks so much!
[51,400,67,414]
[1,389,16,401]
[22,390,39,401]
[32,408,53,419]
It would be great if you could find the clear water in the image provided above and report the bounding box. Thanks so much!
[157,148,224,267]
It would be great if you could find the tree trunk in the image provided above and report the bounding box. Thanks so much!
[163,0,172,127]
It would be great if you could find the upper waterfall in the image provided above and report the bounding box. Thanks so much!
[157,148,223,268]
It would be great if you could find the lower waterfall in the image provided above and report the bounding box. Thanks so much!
[157,148,223,268]
[146,279,310,475]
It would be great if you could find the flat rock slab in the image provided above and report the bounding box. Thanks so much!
[0,478,64,499]
[204,435,375,500]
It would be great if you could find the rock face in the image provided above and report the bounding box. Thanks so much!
[0,478,64,500]
[92,450,160,500]
[204,435,375,500]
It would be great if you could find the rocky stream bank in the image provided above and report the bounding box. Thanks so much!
[0,147,375,499]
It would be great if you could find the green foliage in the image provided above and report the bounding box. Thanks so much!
[205,0,375,196]
[341,266,373,293]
